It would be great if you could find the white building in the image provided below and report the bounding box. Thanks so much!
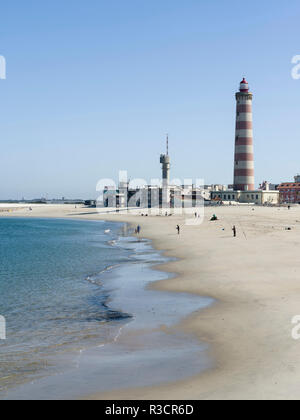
[211,189,279,205]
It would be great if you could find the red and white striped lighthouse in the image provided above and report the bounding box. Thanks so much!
[233,78,255,191]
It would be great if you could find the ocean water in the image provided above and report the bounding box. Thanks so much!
[0,218,133,394]
[0,217,214,400]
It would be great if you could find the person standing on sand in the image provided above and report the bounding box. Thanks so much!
[232,225,237,238]
[176,225,180,235]
[137,225,141,235]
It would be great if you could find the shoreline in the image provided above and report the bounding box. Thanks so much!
[2,204,300,399]
[1,213,213,400]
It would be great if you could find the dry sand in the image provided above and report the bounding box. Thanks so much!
[2,203,300,400]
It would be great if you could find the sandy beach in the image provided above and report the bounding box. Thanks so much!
[2,203,300,400]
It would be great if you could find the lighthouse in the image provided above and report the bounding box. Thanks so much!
[233,78,255,191]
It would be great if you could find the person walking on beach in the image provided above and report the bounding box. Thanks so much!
[176,225,180,235]
[232,225,237,238]
[136,225,141,235]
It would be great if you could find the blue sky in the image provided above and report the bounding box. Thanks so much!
[1,0,300,199]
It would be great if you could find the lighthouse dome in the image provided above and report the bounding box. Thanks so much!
[240,78,249,92]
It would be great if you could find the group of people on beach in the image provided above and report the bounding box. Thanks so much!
[211,214,237,237]
[135,220,237,238]
[135,224,182,236]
